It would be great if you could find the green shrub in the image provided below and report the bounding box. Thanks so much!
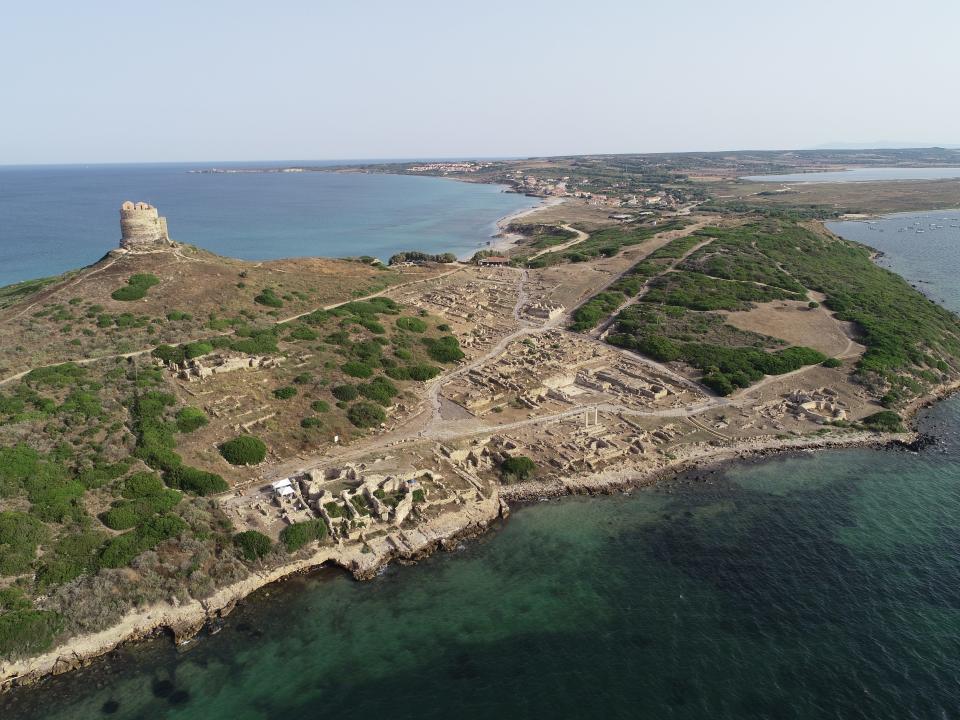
[331,384,359,402]
[254,288,284,308]
[175,406,209,433]
[822,357,843,368]
[219,436,267,465]
[184,341,214,359]
[301,417,322,428]
[121,471,166,498]
[422,336,465,363]
[0,443,41,496]
[164,465,228,495]
[166,310,191,321]
[100,489,181,530]
[406,364,442,381]
[862,411,904,432]
[0,609,62,658]
[35,529,107,588]
[234,530,272,561]
[111,274,160,301]
[152,344,186,365]
[293,372,313,385]
[0,588,31,612]
[358,377,398,406]
[287,325,318,341]
[347,401,387,428]
[24,363,85,387]
[500,455,536,483]
[396,317,428,333]
[273,386,297,400]
[341,361,373,378]
[0,511,47,575]
[310,400,331,413]
[279,519,327,552]
[99,514,188,568]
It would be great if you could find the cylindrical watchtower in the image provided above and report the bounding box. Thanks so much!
[119,201,170,249]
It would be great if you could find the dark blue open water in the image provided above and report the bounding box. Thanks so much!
[0,162,537,287]
[2,192,960,719]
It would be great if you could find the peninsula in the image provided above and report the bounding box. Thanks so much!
[3,148,960,689]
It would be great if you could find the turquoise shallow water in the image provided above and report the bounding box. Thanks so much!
[3,410,960,719]
[4,193,960,718]
[0,163,537,286]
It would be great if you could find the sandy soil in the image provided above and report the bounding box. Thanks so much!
[722,297,863,358]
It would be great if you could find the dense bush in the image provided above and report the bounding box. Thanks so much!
[570,292,625,331]
[152,344,186,365]
[0,511,47,575]
[331,384,359,402]
[396,317,427,333]
[358,377,398,406]
[24,362,86,387]
[422,336,465,363]
[862,411,904,432]
[219,435,267,465]
[279,519,327,552]
[164,465,228,495]
[254,288,283,308]
[310,400,331,413]
[184,341,214,359]
[608,325,827,396]
[234,530,272,561]
[34,529,106,589]
[273,386,297,400]
[341,361,374,378]
[175,406,209,433]
[287,325,318,341]
[822,357,843,368]
[347,401,387,428]
[111,274,160,301]
[99,514,188,568]
[0,609,62,658]
[385,363,442,382]
[301,417,322,428]
[500,456,536,482]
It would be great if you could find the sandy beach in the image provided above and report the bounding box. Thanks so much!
[470,196,567,258]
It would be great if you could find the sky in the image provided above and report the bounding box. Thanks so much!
[1,0,958,164]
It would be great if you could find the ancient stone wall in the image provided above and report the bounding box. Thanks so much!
[119,200,171,248]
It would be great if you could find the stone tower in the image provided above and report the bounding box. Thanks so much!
[119,201,171,249]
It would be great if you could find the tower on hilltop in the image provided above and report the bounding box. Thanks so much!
[119,201,171,249]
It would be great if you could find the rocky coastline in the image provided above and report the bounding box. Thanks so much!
[0,413,935,693]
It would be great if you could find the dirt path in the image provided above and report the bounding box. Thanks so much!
[591,236,715,340]
[527,224,589,260]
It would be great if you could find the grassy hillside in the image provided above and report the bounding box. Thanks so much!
[0,248,460,661]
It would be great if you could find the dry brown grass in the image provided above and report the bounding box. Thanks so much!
[722,298,861,359]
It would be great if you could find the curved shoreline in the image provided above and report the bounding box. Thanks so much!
[0,418,929,693]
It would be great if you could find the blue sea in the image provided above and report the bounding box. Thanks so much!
[3,184,960,718]
[0,162,538,287]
